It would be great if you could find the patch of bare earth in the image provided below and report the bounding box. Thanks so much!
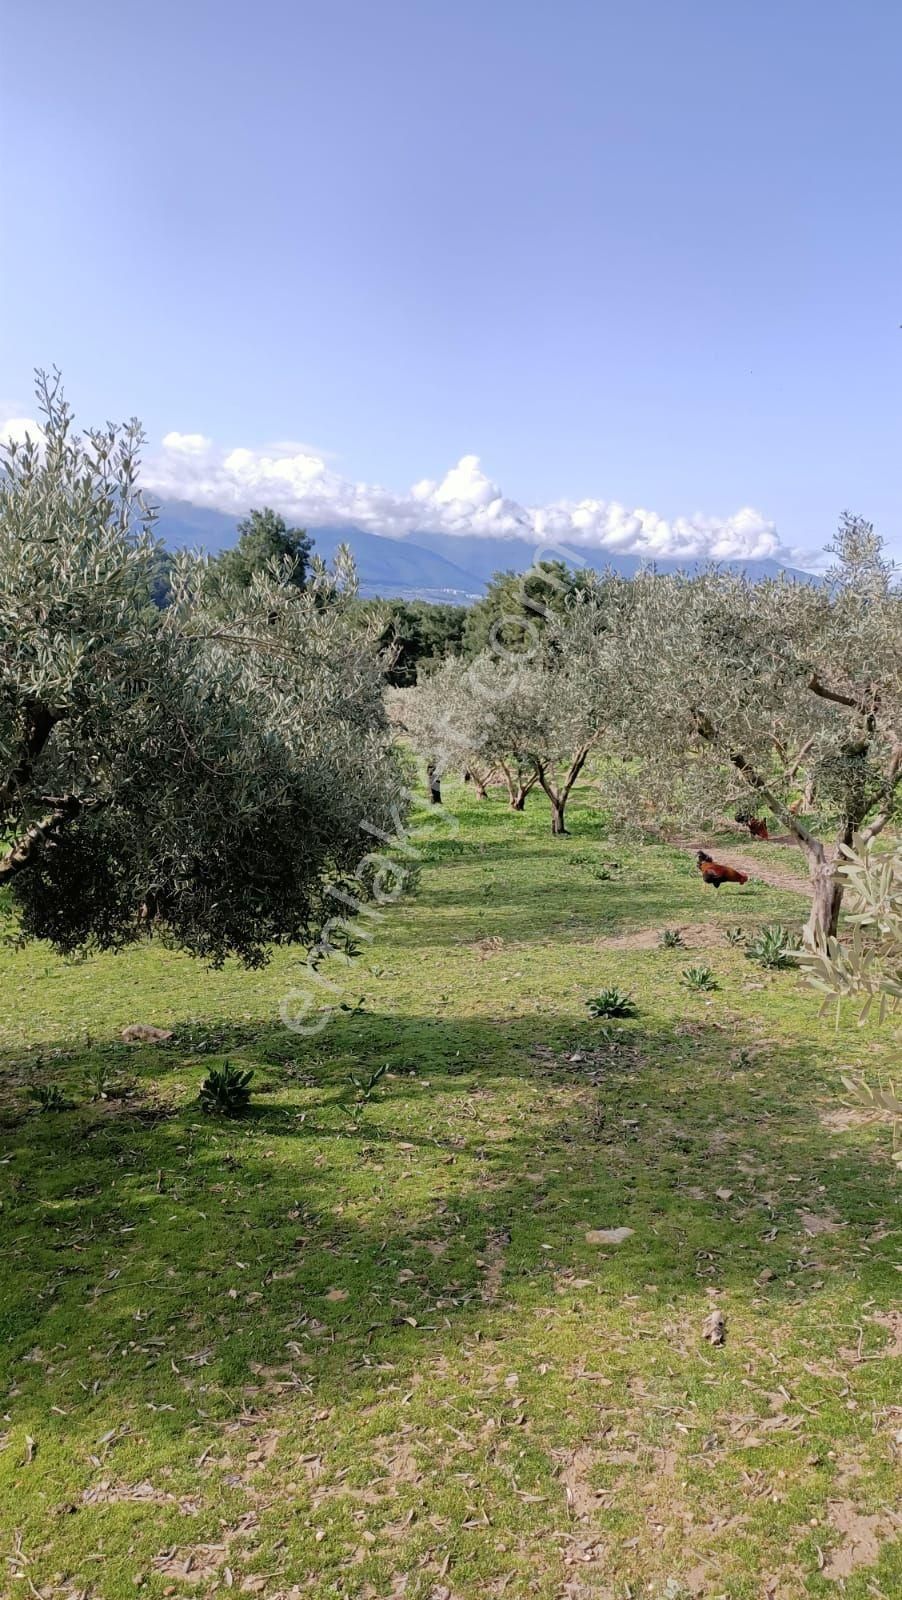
[151,1544,228,1585]
[671,837,812,897]
[821,1501,900,1580]
[597,922,712,952]
[820,1104,883,1133]
[479,1229,510,1303]
[798,1209,844,1237]
[871,1309,902,1357]
[82,1479,202,1514]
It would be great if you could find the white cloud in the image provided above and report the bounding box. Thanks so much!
[1,406,806,566]
[0,414,44,447]
[143,431,805,565]
[161,431,211,455]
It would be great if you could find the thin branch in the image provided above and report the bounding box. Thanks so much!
[807,673,858,709]
[695,711,823,855]
[857,742,902,846]
[782,735,815,783]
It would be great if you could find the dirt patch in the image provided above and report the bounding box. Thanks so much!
[673,838,812,898]
[822,1501,899,1579]
[798,1210,844,1237]
[479,1229,510,1302]
[597,922,713,952]
[557,1446,603,1523]
[82,1479,202,1514]
[871,1309,902,1358]
[152,1544,230,1584]
[820,1105,883,1133]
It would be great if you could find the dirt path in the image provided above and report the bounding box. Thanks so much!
[671,836,813,898]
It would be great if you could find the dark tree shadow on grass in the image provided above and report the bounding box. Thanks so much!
[1,1006,896,1454]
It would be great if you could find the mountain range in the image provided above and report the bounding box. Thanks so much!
[154,499,813,602]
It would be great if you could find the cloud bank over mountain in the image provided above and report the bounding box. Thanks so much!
[145,432,798,565]
[2,408,808,566]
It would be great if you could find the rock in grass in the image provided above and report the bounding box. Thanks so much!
[586,1226,634,1245]
[702,1308,726,1345]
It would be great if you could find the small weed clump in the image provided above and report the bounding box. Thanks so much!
[724,926,745,946]
[681,965,719,992]
[586,987,638,1018]
[198,1062,254,1117]
[745,924,801,970]
[28,1084,68,1113]
[659,928,685,948]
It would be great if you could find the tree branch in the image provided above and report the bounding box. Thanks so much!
[694,711,824,856]
[561,743,592,802]
[782,736,814,783]
[0,702,61,819]
[857,742,902,846]
[807,673,858,709]
[0,795,84,882]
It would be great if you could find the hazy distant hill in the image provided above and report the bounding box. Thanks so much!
[153,499,813,601]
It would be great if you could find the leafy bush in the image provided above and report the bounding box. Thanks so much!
[28,1084,68,1113]
[659,928,685,948]
[198,1062,254,1117]
[586,987,638,1018]
[745,925,800,969]
[681,965,718,992]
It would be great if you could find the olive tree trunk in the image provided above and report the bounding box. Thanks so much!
[534,746,591,837]
[499,762,537,811]
[802,840,844,947]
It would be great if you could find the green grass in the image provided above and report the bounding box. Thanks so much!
[1,783,899,1599]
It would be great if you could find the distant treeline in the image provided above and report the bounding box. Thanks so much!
[152,506,599,686]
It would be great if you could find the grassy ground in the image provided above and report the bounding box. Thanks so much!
[0,782,899,1600]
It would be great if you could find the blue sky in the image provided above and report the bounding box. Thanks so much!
[3,0,900,565]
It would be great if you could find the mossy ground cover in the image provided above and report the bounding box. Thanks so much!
[1,782,899,1599]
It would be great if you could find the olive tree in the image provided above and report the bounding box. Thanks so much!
[404,573,628,834]
[615,521,901,945]
[1,374,407,965]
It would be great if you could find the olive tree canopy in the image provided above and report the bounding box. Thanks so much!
[614,520,901,944]
[403,572,630,832]
[0,374,407,965]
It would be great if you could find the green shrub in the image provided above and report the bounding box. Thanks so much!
[198,1062,254,1117]
[28,1084,69,1113]
[724,926,745,946]
[586,987,638,1018]
[659,928,685,948]
[745,925,800,969]
[681,965,719,992]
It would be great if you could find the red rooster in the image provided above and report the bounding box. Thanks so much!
[696,851,748,889]
[747,817,769,840]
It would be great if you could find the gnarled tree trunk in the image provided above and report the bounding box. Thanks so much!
[499,761,537,811]
[803,842,844,947]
